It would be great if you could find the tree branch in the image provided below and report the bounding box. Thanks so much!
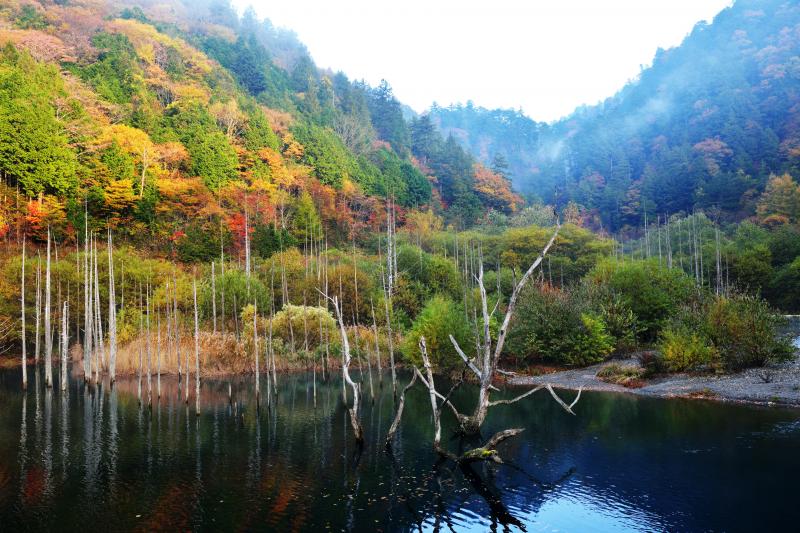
[458,428,525,464]
[545,384,582,415]
[449,334,499,392]
[385,371,417,447]
[488,384,545,407]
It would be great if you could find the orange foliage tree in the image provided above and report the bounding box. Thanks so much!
[472,163,522,214]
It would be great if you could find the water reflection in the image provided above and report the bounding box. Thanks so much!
[1,367,800,531]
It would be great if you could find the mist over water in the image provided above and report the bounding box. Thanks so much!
[1,367,799,531]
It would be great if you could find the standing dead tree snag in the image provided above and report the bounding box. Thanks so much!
[445,221,577,436]
[418,335,581,464]
[324,292,363,443]
[21,237,27,390]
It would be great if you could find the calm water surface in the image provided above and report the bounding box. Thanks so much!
[1,366,799,532]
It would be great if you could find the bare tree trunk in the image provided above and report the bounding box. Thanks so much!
[382,274,396,395]
[220,240,226,335]
[385,371,417,447]
[327,294,363,443]
[193,276,200,415]
[449,223,563,434]
[146,291,152,407]
[657,214,663,266]
[173,269,181,383]
[60,302,68,391]
[83,211,91,380]
[268,266,277,392]
[107,230,117,383]
[253,302,259,403]
[35,253,40,365]
[418,337,443,453]
[371,302,382,381]
[44,228,52,388]
[21,237,27,390]
[233,293,240,341]
[666,215,673,269]
[92,234,105,382]
[211,261,217,334]
[137,285,143,405]
[156,306,161,400]
[715,226,722,296]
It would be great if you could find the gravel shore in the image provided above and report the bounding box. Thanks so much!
[509,353,800,407]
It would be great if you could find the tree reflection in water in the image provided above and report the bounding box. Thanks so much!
[2,368,800,531]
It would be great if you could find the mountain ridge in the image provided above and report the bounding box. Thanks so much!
[429,0,800,232]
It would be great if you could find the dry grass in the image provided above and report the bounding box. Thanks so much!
[596,363,647,389]
[111,329,247,376]
[78,326,374,378]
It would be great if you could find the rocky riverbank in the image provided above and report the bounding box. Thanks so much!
[509,352,800,407]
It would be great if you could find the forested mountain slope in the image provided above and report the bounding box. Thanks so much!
[430,0,800,232]
[0,0,520,258]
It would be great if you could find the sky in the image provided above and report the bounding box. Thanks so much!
[234,0,732,123]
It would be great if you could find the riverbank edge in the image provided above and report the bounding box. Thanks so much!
[507,358,800,409]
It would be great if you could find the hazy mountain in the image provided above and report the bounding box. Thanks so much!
[430,0,800,231]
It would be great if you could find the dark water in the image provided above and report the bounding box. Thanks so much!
[1,367,799,532]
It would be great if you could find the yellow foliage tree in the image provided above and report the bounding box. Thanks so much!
[757,173,800,223]
[98,124,159,196]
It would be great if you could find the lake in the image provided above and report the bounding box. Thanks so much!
[1,367,799,532]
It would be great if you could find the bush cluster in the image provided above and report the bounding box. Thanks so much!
[658,294,794,372]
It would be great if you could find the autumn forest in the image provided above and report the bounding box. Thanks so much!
[1,0,800,531]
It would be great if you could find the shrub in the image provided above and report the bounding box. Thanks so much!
[401,296,473,371]
[657,293,794,373]
[704,294,794,371]
[658,327,719,372]
[589,259,696,341]
[272,304,336,351]
[577,281,640,353]
[636,351,666,376]
[506,285,614,367]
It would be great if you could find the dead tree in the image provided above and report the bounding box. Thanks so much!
[382,271,397,395]
[253,302,260,402]
[60,302,68,391]
[417,335,581,463]
[211,261,217,334]
[107,229,117,383]
[146,291,152,407]
[83,211,92,380]
[44,228,52,388]
[444,222,572,435]
[92,234,104,382]
[384,371,417,446]
[173,268,181,383]
[21,237,27,390]
[156,306,162,400]
[325,293,363,443]
[371,301,382,380]
[193,276,200,415]
[35,253,41,364]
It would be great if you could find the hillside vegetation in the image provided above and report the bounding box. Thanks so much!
[0,0,520,254]
[431,0,800,232]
